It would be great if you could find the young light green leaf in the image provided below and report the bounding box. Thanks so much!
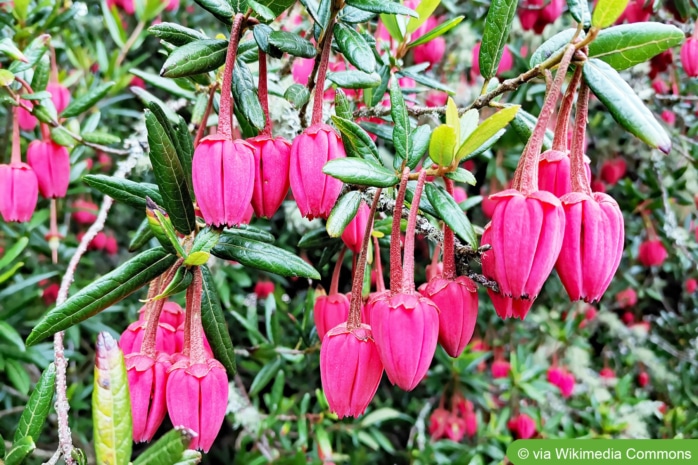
[148,23,208,46]
[529,28,577,68]
[379,13,403,41]
[9,35,49,74]
[26,248,177,346]
[161,39,228,78]
[323,158,400,187]
[331,116,381,163]
[445,97,460,147]
[445,167,477,186]
[190,227,221,255]
[334,23,376,74]
[428,125,457,167]
[4,436,35,465]
[212,236,321,279]
[456,105,519,161]
[592,0,629,29]
[132,428,196,465]
[345,0,418,17]
[102,0,127,47]
[583,58,671,153]
[407,0,440,33]
[407,16,464,48]
[588,23,685,71]
[460,109,479,141]
[425,183,478,247]
[268,31,317,58]
[13,363,56,444]
[326,191,362,238]
[567,0,591,28]
[200,266,237,375]
[93,332,132,465]
[479,0,517,79]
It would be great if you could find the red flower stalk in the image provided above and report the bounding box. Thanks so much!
[192,14,255,227]
[0,106,38,223]
[420,178,478,358]
[314,248,350,341]
[320,188,383,418]
[370,170,440,391]
[556,81,625,303]
[482,46,576,318]
[166,268,228,452]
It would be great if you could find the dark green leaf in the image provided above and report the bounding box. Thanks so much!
[129,219,154,252]
[145,110,196,234]
[233,59,266,130]
[248,0,275,21]
[149,22,208,46]
[327,191,362,238]
[93,332,132,465]
[510,109,554,150]
[284,83,310,108]
[130,69,196,99]
[334,90,352,119]
[192,0,234,25]
[200,266,237,375]
[248,357,281,396]
[327,70,381,89]
[133,428,196,465]
[479,0,517,80]
[323,158,400,187]
[407,16,464,48]
[530,28,576,68]
[253,24,283,59]
[566,0,591,27]
[25,248,177,346]
[338,5,376,23]
[161,39,228,78]
[331,116,381,163]
[334,23,376,74]
[390,76,410,169]
[370,65,391,107]
[268,31,317,58]
[31,55,50,92]
[223,225,275,243]
[13,363,56,444]
[9,35,48,73]
[589,23,685,71]
[255,0,295,16]
[407,124,431,169]
[212,237,321,279]
[174,116,195,197]
[61,82,114,118]
[4,436,35,465]
[344,0,418,17]
[583,58,671,153]
[298,228,338,249]
[84,175,163,210]
[425,183,478,247]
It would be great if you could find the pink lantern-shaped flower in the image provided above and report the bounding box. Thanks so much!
[314,291,350,342]
[27,138,70,198]
[491,359,511,379]
[0,163,39,223]
[248,134,291,219]
[17,100,37,131]
[47,82,71,114]
[538,150,591,198]
[342,202,371,253]
[72,199,99,224]
[320,323,383,418]
[126,352,171,442]
[681,37,698,77]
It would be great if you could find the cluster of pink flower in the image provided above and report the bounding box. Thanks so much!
[429,397,478,442]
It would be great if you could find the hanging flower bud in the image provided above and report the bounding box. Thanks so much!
[289,124,346,220]
[638,239,667,267]
[27,138,70,198]
[166,356,229,452]
[47,82,71,114]
[0,163,39,223]
[314,290,350,341]
[192,137,256,227]
[508,414,537,439]
[104,234,118,256]
[637,371,650,387]
[491,359,511,379]
[342,202,371,253]
[681,37,698,77]
[599,158,627,186]
[42,283,59,306]
[247,134,291,218]
[616,287,637,308]
[254,280,275,300]
[685,278,697,294]
[599,367,616,380]
[72,199,99,224]
[622,311,635,325]
[320,323,383,419]
[125,352,171,442]
[17,101,37,131]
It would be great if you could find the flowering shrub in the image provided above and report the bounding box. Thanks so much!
[0,0,697,464]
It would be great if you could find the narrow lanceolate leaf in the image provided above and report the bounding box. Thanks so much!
[132,427,197,465]
[479,0,517,80]
[145,110,196,234]
[327,191,362,238]
[13,363,56,444]
[456,105,519,161]
[31,55,50,92]
[61,82,115,118]
[327,70,381,89]
[529,29,577,68]
[323,158,400,187]
[4,436,35,465]
[588,23,685,71]
[192,0,234,25]
[149,22,208,46]
[268,31,316,58]
[407,0,440,33]
[223,225,275,243]
[200,266,237,375]
[0,237,29,271]
[390,76,410,169]
[93,332,132,465]
[212,236,321,279]
[592,0,629,29]
[233,59,266,131]
[425,183,478,247]
[344,0,418,17]
[428,125,457,167]
[567,0,591,28]
[9,35,49,73]
[334,89,353,120]
[334,23,376,74]
[84,175,163,209]
[510,109,554,150]
[407,16,464,48]
[407,125,431,169]
[161,39,228,78]
[331,116,380,163]
[129,218,155,252]
[583,59,671,153]
[26,248,177,346]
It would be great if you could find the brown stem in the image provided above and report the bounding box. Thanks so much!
[570,81,591,195]
[390,168,410,292]
[194,84,218,147]
[347,188,381,330]
[401,170,428,293]
[311,20,336,126]
[258,50,272,135]
[373,236,385,293]
[330,247,346,295]
[50,44,59,83]
[115,21,146,69]
[552,66,583,152]
[11,105,20,164]
[442,178,456,280]
[218,14,245,139]
[512,45,577,195]
[49,199,59,264]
